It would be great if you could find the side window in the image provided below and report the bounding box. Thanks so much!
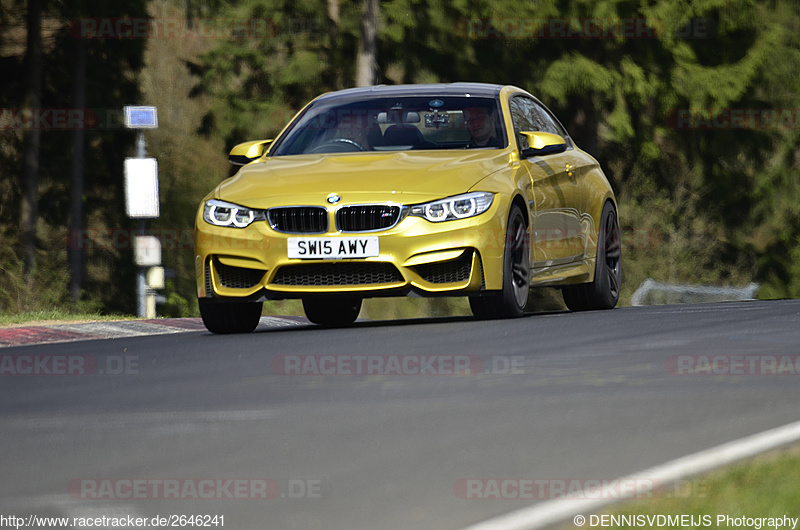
[509,96,536,149]
[531,102,564,136]
[510,95,570,151]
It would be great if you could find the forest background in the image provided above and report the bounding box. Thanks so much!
[1,0,799,319]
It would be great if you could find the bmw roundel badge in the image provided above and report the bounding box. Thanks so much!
[326,193,341,204]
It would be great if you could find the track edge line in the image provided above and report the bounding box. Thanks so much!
[460,418,800,530]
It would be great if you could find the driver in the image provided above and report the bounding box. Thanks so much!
[335,110,379,150]
[464,107,500,148]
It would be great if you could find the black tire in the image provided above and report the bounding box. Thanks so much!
[303,297,362,327]
[470,203,530,319]
[562,201,621,311]
[199,299,263,334]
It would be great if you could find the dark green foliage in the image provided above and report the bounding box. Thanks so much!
[2,0,800,316]
[193,0,800,303]
[0,0,147,313]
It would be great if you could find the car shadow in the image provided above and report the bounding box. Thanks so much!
[248,309,571,334]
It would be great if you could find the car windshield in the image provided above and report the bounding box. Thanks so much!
[270,96,506,156]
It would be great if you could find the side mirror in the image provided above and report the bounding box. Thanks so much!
[519,132,567,158]
[228,139,273,166]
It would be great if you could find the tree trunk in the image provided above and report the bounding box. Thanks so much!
[326,0,343,90]
[356,0,378,87]
[21,0,43,278]
[69,37,87,301]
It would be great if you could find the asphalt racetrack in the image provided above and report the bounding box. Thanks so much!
[2,299,800,529]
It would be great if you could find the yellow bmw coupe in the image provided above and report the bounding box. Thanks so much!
[194,83,620,333]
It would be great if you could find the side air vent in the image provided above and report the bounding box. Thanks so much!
[215,260,265,289]
[413,251,473,284]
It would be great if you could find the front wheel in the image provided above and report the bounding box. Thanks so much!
[199,299,263,334]
[302,297,362,327]
[562,201,621,311]
[470,203,530,319]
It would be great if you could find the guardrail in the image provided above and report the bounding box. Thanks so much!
[630,278,760,306]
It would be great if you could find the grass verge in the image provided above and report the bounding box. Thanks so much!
[588,443,800,527]
[0,309,137,327]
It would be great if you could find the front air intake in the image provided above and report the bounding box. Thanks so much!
[268,207,328,234]
[272,262,403,286]
[336,205,401,232]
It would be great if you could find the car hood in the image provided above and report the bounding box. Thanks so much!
[216,150,509,208]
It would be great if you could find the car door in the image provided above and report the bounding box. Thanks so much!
[510,95,584,271]
[531,99,594,264]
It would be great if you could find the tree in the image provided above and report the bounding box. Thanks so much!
[69,34,87,302]
[356,0,378,86]
[0,0,148,313]
[21,0,43,278]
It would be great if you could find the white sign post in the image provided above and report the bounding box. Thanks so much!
[123,106,161,318]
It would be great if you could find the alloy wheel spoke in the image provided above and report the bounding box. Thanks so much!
[512,262,528,284]
[606,247,621,261]
[607,266,620,296]
[513,223,526,250]
[508,215,530,305]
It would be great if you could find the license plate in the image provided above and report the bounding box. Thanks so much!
[287,236,379,259]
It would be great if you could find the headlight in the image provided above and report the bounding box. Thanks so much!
[202,199,265,228]
[409,192,494,222]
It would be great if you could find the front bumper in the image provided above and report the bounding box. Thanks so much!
[194,201,508,301]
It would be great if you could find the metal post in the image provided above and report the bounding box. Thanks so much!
[136,130,146,317]
[136,130,145,158]
[137,219,146,317]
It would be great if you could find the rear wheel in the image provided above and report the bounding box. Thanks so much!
[199,299,263,334]
[562,201,621,311]
[470,203,530,319]
[303,297,362,327]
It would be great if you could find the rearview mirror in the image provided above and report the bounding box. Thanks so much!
[228,139,273,166]
[519,132,567,158]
